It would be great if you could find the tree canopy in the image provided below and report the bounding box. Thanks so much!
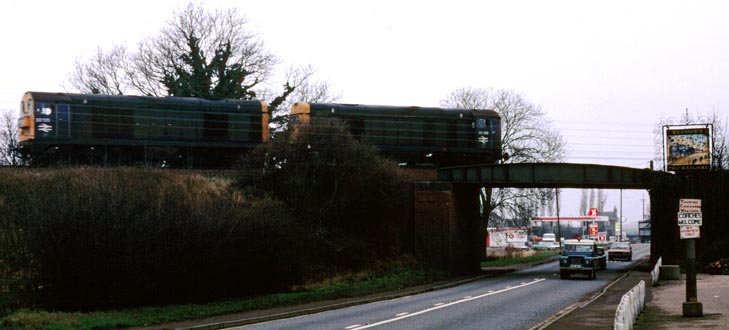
[69,2,337,114]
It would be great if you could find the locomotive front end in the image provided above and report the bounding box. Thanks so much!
[18,92,35,143]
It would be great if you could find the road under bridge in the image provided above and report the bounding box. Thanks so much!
[413,163,668,274]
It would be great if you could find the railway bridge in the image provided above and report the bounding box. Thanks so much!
[413,163,667,274]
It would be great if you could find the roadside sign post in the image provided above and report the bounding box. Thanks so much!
[679,198,703,317]
[663,124,712,318]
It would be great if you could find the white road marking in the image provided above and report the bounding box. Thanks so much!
[347,278,546,330]
[396,312,409,316]
[345,325,361,329]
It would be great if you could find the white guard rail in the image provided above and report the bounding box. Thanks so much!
[614,280,645,330]
[650,257,662,286]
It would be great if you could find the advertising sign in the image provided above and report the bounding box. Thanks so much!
[506,230,528,243]
[664,125,712,171]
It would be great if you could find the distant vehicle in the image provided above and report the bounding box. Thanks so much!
[560,239,607,280]
[532,241,560,250]
[608,242,633,261]
[542,233,556,243]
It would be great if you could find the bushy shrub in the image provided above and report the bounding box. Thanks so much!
[239,120,411,273]
[705,258,729,275]
[0,168,313,309]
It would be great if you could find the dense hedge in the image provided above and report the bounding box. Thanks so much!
[0,168,314,309]
[0,122,412,311]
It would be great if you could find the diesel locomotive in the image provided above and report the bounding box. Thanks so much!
[18,92,269,167]
[290,102,502,166]
[17,92,502,167]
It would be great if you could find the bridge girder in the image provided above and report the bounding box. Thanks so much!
[437,163,662,189]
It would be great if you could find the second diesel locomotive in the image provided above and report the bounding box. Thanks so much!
[290,102,501,166]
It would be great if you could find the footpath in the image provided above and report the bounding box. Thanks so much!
[137,257,729,330]
[543,262,729,330]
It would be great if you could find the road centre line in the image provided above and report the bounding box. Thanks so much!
[346,278,546,330]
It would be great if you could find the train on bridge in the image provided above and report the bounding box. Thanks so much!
[17,92,501,168]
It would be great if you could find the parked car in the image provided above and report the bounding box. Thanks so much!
[608,242,633,261]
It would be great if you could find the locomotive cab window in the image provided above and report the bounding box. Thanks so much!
[476,118,487,129]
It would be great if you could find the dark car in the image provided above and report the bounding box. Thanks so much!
[608,242,633,261]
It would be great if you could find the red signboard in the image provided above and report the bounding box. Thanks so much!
[589,208,598,217]
[589,224,599,237]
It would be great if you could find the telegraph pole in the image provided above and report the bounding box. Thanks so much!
[556,188,562,243]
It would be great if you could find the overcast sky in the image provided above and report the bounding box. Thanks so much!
[2,0,727,230]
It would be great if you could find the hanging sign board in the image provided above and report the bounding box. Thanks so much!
[664,125,712,172]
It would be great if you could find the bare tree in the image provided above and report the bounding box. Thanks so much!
[596,189,607,212]
[441,87,567,231]
[69,2,332,110]
[71,45,132,95]
[0,109,23,166]
[653,109,728,170]
[579,189,589,216]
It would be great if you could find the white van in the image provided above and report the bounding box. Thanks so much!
[542,233,556,243]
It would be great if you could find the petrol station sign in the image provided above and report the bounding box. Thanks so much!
[589,224,599,238]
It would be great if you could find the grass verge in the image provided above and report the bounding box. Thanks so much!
[0,266,445,330]
[481,250,561,268]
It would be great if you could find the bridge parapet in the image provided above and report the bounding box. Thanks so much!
[438,163,660,189]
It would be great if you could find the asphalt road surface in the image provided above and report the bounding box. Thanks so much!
[230,243,649,330]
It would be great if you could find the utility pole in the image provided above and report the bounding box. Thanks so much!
[556,188,562,243]
[619,189,623,242]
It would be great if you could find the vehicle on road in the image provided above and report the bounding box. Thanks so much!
[607,242,633,261]
[559,239,607,280]
[541,233,556,243]
[532,241,560,250]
